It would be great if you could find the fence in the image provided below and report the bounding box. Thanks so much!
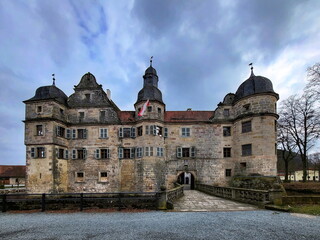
[0,192,159,212]
[196,183,283,205]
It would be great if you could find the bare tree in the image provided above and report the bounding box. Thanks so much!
[277,121,297,181]
[307,62,320,96]
[279,92,320,182]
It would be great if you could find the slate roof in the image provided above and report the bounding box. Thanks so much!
[165,111,214,123]
[24,85,68,105]
[235,71,277,101]
[0,165,26,178]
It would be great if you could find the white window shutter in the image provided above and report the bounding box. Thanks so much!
[43,148,46,158]
[105,128,108,138]
[191,147,196,158]
[99,128,103,138]
[150,125,153,135]
[177,147,182,158]
[64,150,69,159]
[83,149,87,159]
[119,128,123,138]
[83,129,87,139]
[95,149,100,159]
[118,147,123,159]
[66,129,71,139]
[72,149,76,159]
[107,148,110,159]
[130,148,135,159]
[146,125,149,135]
[150,147,153,156]
[153,125,157,135]
[72,129,76,139]
[31,147,35,158]
[131,127,136,138]
[55,148,59,158]
[164,128,168,138]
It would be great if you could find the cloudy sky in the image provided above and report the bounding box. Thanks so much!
[1,0,320,165]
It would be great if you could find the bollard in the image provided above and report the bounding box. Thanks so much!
[80,193,83,211]
[2,194,7,212]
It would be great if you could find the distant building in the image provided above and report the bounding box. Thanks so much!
[24,63,279,193]
[0,165,26,186]
[278,169,319,182]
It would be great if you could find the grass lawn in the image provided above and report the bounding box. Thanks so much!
[289,204,320,216]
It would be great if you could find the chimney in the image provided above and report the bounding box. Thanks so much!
[106,89,111,100]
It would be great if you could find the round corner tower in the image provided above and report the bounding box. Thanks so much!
[232,69,279,176]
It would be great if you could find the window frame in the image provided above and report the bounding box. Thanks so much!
[242,121,252,133]
[223,126,231,137]
[223,147,232,158]
[99,128,108,139]
[181,127,191,137]
[241,144,252,156]
[36,125,43,136]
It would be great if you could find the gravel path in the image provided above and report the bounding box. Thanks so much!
[0,210,319,240]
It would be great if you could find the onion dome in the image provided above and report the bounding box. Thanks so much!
[25,85,68,105]
[235,69,277,101]
[136,63,164,104]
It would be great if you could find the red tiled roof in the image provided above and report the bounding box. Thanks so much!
[165,111,214,123]
[0,165,26,178]
[118,111,135,123]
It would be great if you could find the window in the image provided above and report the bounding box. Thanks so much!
[137,126,143,136]
[147,106,152,112]
[99,128,108,138]
[77,129,87,139]
[85,94,91,101]
[223,126,231,136]
[181,128,191,137]
[56,126,65,137]
[177,147,196,158]
[36,106,42,113]
[242,121,252,133]
[95,148,110,159]
[136,147,143,158]
[274,120,277,132]
[36,125,43,136]
[119,127,136,138]
[158,108,161,114]
[75,172,84,182]
[243,104,250,111]
[99,172,108,182]
[225,169,232,177]
[60,108,64,115]
[145,125,149,135]
[223,148,231,158]
[79,112,84,122]
[240,162,247,169]
[118,148,135,159]
[58,149,64,159]
[57,148,68,159]
[242,144,252,156]
[157,147,164,157]
[31,147,46,158]
[72,149,87,159]
[145,147,153,157]
[223,109,230,117]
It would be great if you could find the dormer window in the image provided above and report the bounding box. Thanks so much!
[147,106,152,112]
[223,109,230,117]
[243,104,250,111]
[85,94,91,101]
[158,108,161,114]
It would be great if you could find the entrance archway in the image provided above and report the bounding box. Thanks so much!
[177,172,195,190]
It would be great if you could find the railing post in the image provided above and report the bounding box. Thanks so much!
[2,194,7,212]
[41,193,46,212]
[80,193,83,211]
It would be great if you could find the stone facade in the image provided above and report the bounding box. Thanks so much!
[24,65,279,193]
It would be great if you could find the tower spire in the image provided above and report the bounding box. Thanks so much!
[52,73,56,86]
[150,56,153,67]
[249,63,254,76]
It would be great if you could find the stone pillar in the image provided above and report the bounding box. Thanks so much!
[157,189,167,210]
[269,190,283,205]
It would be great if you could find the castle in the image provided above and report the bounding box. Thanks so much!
[24,62,279,193]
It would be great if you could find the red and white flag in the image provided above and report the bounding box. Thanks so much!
[138,99,150,117]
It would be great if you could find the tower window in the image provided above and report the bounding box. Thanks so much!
[36,125,43,136]
[242,121,252,133]
[37,106,42,113]
[242,144,252,156]
[147,106,152,112]
[85,94,91,101]
[223,109,230,117]
[158,108,161,114]
[223,127,231,136]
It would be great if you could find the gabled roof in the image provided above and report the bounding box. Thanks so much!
[0,165,26,178]
[165,111,214,123]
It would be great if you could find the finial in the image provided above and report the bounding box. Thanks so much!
[52,73,55,86]
[150,56,153,67]
[249,63,254,76]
